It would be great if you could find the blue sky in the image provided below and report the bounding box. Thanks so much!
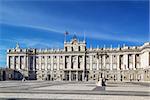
[0,0,149,67]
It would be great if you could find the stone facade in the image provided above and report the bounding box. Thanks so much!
[0,68,23,81]
[6,37,150,81]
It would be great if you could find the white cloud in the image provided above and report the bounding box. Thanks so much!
[18,38,64,48]
[0,38,64,49]
[0,2,147,44]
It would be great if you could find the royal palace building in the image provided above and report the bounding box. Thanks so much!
[6,37,150,82]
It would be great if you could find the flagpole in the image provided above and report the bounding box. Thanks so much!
[65,33,66,42]
[84,31,86,42]
[65,31,69,42]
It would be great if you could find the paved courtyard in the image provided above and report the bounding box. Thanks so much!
[0,81,149,100]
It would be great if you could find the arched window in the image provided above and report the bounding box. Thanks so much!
[79,46,81,51]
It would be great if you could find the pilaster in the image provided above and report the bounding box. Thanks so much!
[82,71,84,81]
[110,55,113,70]
[82,55,85,81]
[117,55,120,70]
[96,56,99,70]
[76,56,78,70]
[23,56,26,70]
[117,55,121,81]
[6,55,9,68]
[45,56,47,71]
[63,56,65,69]
[39,56,41,70]
[76,71,78,81]
[18,56,20,70]
[133,54,136,70]
[13,56,15,69]
[57,56,59,70]
[69,56,72,70]
[26,55,29,71]
[90,55,92,70]
[69,71,71,81]
[51,56,53,71]
[124,54,128,70]
[103,55,106,69]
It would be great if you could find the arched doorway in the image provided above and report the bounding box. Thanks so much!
[2,71,6,81]
[47,74,51,81]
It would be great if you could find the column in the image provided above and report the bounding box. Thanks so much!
[51,56,53,71]
[110,55,113,70]
[76,56,78,70]
[69,56,72,70]
[39,56,41,70]
[103,55,106,69]
[63,56,65,69]
[13,56,15,69]
[45,56,47,71]
[28,56,31,71]
[18,56,21,70]
[23,56,26,70]
[6,55,9,68]
[12,56,15,69]
[57,56,59,70]
[117,55,120,81]
[82,71,84,81]
[117,55,120,70]
[69,71,71,81]
[124,54,128,70]
[76,71,78,81]
[100,55,102,69]
[26,56,29,71]
[133,54,136,70]
[24,56,27,70]
[33,55,36,71]
[96,56,99,70]
[82,55,85,81]
[90,55,92,70]
[15,56,19,70]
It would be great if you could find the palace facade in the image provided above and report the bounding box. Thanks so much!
[6,37,150,81]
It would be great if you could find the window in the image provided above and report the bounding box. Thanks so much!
[93,74,95,78]
[79,46,81,51]
[30,57,33,70]
[78,62,80,69]
[54,74,56,77]
[65,47,67,51]
[65,62,67,69]
[71,62,73,69]
[42,74,44,77]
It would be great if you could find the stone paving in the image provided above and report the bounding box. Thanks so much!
[0,81,149,100]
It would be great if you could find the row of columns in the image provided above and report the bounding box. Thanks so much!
[89,54,140,71]
[7,55,27,71]
[7,54,140,72]
[37,55,85,71]
[67,71,84,81]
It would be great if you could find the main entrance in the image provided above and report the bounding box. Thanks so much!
[64,71,84,81]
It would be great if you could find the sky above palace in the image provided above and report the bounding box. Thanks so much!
[0,0,149,67]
